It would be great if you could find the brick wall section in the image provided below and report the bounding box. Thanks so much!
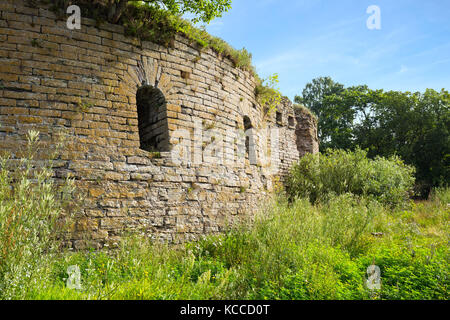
[271,98,302,178]
[295,107,320,157]
[0,0,319,249]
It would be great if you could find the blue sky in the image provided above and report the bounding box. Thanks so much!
[200,0,450,100]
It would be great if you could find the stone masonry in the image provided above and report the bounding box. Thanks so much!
[0,0,319,249]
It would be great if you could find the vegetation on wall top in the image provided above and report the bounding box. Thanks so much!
[38,1,316,117]
[44,0,254,73]
[255,74,282,118]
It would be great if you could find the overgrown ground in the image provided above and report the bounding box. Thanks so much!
[3,191,448,300]
[0,136,448,300]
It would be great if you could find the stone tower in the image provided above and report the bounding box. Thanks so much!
[0,0,319,248]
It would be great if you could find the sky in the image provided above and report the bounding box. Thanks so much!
[199,0,450,100]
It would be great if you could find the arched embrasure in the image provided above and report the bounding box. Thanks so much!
[136,85,169,152]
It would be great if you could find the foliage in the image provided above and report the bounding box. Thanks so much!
[351,88,450,197]
[0,131,76,299]
[358,241,448,300]
[0,143,445,300]
[255,74,283,117]
[11,189,448,300]
[286,149,415,206]
[49,0,231,24]
[0,147,443,300]
[112,0,232,24]
[295,76,347,148]
[296,77,449,195]
[293,103,317,121]
[430,187,450,205]
[46,1,256,73]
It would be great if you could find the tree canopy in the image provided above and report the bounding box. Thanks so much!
[296,77,449,196]
[295,77,349,150]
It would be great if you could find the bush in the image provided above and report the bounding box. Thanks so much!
[286,149,415,206]
[0,131,75,299]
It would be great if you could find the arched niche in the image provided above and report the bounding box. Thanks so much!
[136,85,169,152]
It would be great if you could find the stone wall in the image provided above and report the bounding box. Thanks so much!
[0,0,319,249]
[295,106,320,158]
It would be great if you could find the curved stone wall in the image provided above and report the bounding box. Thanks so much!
[0,0,318,248]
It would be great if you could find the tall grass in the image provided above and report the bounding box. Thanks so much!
[0,131,75,299]
[18,190,449,300]
[0,138,447,300]
[193,195,385,299]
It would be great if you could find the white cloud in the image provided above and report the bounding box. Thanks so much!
[399,65,408,73]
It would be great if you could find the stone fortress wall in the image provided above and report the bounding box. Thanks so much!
[0,0,318,249]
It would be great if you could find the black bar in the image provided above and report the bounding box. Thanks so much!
[1,300,447,319]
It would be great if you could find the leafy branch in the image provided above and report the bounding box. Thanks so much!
[255,74,282,118]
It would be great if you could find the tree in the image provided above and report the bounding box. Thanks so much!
[295,77,352,150]
[296,78,449,196]
[354,89,450,196]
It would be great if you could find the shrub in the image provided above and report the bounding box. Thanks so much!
[286,149,415,206]
[255,74,282,117]
[0,131,75,299]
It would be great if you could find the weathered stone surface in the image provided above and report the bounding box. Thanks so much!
[295,106,320,157]
[0,0,319,249]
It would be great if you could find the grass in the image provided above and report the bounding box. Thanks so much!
[0,131,77,299]
[293,103,317,121]
[4,190,448,300]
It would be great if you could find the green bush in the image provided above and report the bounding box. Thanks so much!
[0,131,75,299]
[286,149,415,206]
